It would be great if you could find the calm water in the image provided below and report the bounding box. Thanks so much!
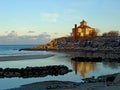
[0,45,120,90]
[0,45,52,57]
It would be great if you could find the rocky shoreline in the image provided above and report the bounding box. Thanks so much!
[0,65,72,78]
[19,47,120,53]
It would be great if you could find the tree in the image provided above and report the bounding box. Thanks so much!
[102,32,108,37]
[102,31,119,37]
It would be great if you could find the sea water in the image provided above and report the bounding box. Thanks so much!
[0,45,51,56]
[0,45,120,90]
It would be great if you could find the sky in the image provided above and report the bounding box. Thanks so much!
[0,0,120,44]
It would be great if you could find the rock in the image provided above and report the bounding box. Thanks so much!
[0,65,72,78]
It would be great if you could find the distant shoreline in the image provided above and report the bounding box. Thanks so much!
[0,54,54,62]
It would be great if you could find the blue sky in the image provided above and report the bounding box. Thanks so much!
[0,0,120,44]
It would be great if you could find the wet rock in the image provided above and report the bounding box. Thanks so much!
[0,65,72,78]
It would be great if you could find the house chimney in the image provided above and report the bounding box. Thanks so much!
[75,24,77,29]
[74,24,78,40]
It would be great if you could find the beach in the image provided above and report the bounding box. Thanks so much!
[0,54,54,61]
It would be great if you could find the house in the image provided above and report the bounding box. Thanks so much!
[71,20,97,40]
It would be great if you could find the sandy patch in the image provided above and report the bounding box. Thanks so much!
[0,54,54,61]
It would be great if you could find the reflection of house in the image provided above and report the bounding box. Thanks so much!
[71,20,97,40]
[71,61,96,77]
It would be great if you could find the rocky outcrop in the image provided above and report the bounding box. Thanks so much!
[34,37,67,49]
[0,65,72,78]
[19,36,120,53]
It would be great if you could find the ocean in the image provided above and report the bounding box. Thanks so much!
[0,45,120,90]
[0,45,51,56]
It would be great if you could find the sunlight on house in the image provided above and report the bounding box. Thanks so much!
[71,20,97,40]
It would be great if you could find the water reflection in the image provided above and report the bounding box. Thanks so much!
[71,60,120,78]
[71,60,96,77]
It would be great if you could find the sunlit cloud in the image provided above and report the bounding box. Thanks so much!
[40,13,59,23]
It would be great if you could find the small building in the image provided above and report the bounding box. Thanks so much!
[71,20,97,40]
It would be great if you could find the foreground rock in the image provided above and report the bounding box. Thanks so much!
[0,65,72,78]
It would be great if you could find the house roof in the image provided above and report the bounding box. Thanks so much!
[80,20,87,23]
[78,25,91,28]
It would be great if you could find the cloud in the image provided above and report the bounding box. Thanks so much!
[54,33,59,35]
[28,31,35,33]
[7,30,18,37]
[41,13,59,23]
[0,31,51,45]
